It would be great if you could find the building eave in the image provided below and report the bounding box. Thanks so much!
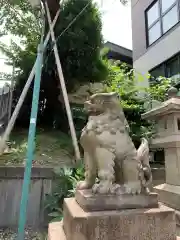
[104,41,133,59]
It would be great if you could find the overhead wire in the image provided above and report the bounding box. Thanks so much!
[56,1,91,43]
[43,0,135,77]
[43,0,92,67]
[43,0,124,67]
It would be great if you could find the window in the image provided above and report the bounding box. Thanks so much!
[166,56,180,81]
[161,0,176,13]
[162,6,178,33]
[147,2,159,27]
[150,64,165,79]
[149,52,180,83]
[146,0,179,46]
[148,22,161,45]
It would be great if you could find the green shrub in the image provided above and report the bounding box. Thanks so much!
[44,163,84,222]
[104,60,175,146]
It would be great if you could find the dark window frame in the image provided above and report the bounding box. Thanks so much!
[165,55,180,78]
[145,0,180,47]
[150,62,165,78]
[149,52,180,82]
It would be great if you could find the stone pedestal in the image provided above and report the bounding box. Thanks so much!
[48,197,178,240]
[75,189,158,211]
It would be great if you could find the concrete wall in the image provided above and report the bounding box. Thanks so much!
[131,0,180,87]
[131,0,153,62]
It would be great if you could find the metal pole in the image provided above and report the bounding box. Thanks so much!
[45,1,81,161]
[0,10,60,154]
[17,18,45,240]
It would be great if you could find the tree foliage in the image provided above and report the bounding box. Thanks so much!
[105,60,173,146]
[0,0,171,143]
[45,164,84,222]
[0,0,40,78]
[147,77,173,102]
[0,0,108,129]
[44,0,108,91]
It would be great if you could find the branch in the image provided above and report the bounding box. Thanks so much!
[3,0,41,34]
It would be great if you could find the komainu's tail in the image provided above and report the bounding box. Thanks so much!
[137,138,152,189]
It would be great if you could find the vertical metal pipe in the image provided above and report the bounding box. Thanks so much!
[17,13,45,240]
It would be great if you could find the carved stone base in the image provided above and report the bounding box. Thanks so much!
[48,198,178,240]
[75,189,158,211]
[154,183,180,211]
[48,222,180,240]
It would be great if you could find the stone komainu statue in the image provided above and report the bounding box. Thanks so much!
[77,92,152,195]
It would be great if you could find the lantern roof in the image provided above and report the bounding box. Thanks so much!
[142,97,180,120]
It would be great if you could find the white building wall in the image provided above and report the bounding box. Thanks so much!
[133,25,180,88]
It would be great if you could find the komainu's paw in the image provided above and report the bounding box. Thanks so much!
[92,181,112,194]
[124,181,141,195]
[110,184,126,195]
[76,180,93,190]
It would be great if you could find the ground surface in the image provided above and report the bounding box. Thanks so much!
[0,129,74,166]
[0,228,47,240]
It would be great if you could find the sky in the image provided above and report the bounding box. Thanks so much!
[0,0,132,78]
[100,0,132,49]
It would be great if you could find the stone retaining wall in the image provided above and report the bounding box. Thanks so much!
[0,166,55,228]
[0,166,165,228]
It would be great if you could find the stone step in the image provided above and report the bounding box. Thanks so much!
[48,221,66,240]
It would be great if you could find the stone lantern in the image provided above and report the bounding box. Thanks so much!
[142,87,180,211]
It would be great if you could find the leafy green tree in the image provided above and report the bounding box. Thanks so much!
[147,76,173,102]
[45,0,108,91]
[0,0,108,129]
[105,60,173,146]
[0,0,40,77]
